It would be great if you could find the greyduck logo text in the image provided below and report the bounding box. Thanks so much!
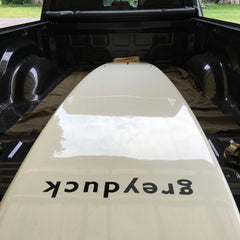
[43,178,193,198]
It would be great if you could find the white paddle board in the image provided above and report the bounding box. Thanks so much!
[0,63,239,240]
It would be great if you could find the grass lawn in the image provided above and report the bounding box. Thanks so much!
[202,4,240,24]
[0,1,42,18]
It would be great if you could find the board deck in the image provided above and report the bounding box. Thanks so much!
[0,63,239,239]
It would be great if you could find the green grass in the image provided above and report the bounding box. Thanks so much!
[202,4,240,24]
[0,2,42,18]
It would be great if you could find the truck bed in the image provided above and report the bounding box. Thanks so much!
[1,1,240,236]
[0,63,239,240]
[4,66,240,136]
[1,65,239,209]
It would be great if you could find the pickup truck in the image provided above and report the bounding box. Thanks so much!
[0,0,240,239]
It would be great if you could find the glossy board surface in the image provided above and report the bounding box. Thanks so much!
[0,63,239,239]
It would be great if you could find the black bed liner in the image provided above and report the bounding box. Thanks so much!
[0,135,36,201]
[206,132,240,211]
